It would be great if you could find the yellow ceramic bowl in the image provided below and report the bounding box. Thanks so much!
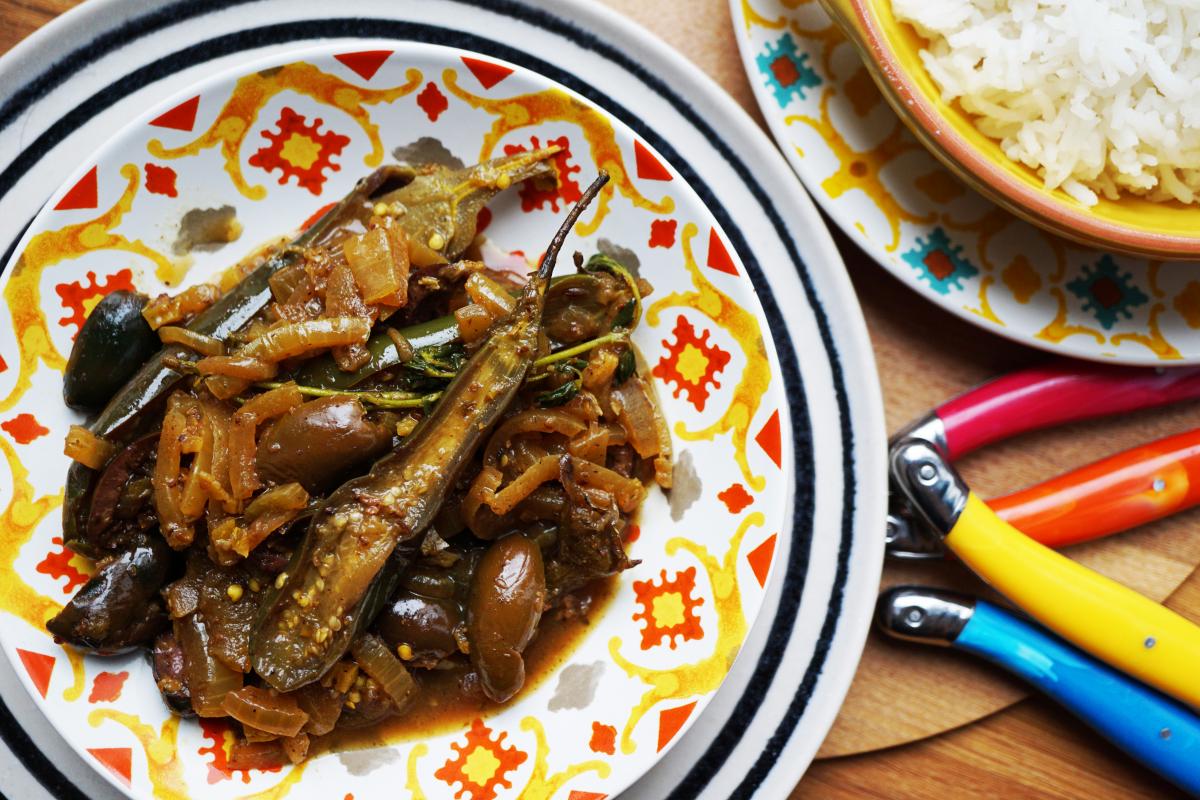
[820,0,1200,260]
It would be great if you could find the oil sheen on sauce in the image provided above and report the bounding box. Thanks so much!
[321,577,616,752]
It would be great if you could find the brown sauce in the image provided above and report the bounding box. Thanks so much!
[320,576,617,751]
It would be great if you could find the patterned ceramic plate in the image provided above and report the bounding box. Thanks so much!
[0,2,885,800]
[733,0,1200,365]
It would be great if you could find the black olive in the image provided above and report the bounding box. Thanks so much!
[63,290,158,410]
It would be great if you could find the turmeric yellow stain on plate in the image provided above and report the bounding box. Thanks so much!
[0,435,64,634]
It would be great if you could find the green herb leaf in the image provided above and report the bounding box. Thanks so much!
[615,348,636,385]
[612,299,635,330]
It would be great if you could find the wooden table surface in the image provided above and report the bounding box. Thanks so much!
[2,1,1197,798]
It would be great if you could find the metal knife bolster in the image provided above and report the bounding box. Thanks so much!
[877,587,974,646]
[889,412,949,455]
[889,438,968,537]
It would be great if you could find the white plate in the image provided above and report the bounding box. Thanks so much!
[733,0,1200,365]
[0,2,885,798]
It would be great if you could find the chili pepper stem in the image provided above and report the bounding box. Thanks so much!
[533,331,629,369]
[255,381,438,409]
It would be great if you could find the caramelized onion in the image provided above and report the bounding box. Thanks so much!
[350,634,415,711]
[157,326,225,356]
[153,396,193,548]
[466,272,515,318]
[177,613,243,717]
[64,425,116,470]
[242,317,370,363]
[454,302,494,342]
[344,220,409,305]
[482,408,587,467]
[142,284,220,330]
[221,685,309,737]
[227,740,286,771]
[196,356,278,381]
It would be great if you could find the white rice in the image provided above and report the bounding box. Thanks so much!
[891,0,1200,205]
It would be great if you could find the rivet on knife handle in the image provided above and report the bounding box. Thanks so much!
[891,438,1200,711]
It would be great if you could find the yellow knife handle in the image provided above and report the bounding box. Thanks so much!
[891,437,1200,710]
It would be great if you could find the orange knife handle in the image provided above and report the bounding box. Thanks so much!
[988,428,1200,548]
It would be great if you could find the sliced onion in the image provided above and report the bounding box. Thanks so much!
[228,416,259,502]
[293,683,345,736]
[196,356,278,381]
[235,383,304,424]
[482,408,587,467]
[242,317,370,363]
[268,261,307,303]
[466,272,515,318]
[344,223,407,304]
[153,396,193,548]
[142,284,220,330]
[158,326,225,356]
[568,422,609,464]
[221,685,310,738]
[227,740,285,771]
[569,459,646,513]
[178,411,215,520]
[176,613,243,717]
[244,481,309,517]
[454,302,494,342]
[228,385,305,502]
[350,634,415,711]
[581,346,619,393]
[484,455,562,515]
[63,425,115,470]
[281,733,309,764]
[609,376,660,459]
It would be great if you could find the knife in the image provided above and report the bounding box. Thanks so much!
[889,427,1200,557]
[878,586,1200,796]
[889,363,1200,559]
[891,438,1200,711]
[895,362,1200,460]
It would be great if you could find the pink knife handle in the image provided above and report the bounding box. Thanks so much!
[937,363,1200,459]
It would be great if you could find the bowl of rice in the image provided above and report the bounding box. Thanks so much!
[818,0,1200,259]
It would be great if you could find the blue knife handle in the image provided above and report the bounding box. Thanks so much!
[957,600,1200,795]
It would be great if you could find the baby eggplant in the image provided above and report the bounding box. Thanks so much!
[150,630,194,716]
[256,396,395,493]
[250,174,610,693]
[466,534,546,703]
[71,431,158,558]
[47,537,172,654]
[374,591,463,666]
[63,290,157,411]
